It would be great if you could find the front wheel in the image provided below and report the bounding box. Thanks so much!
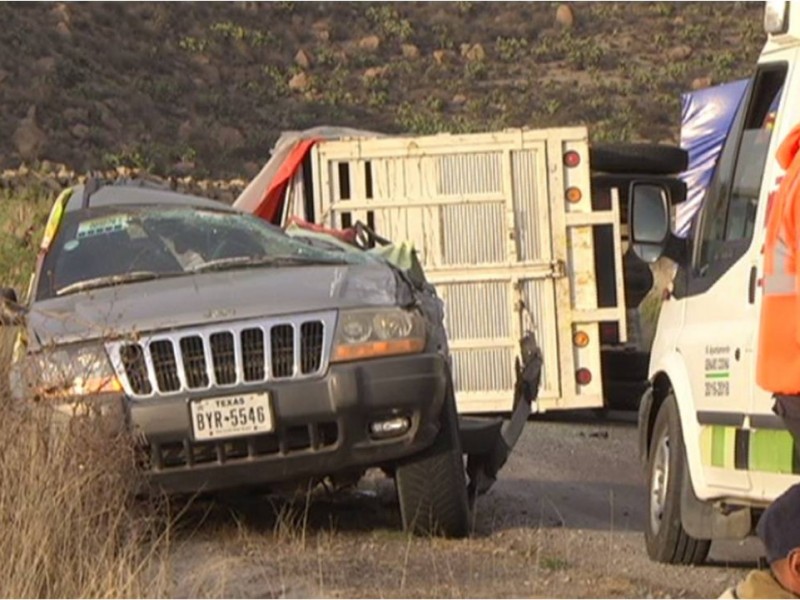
[394,388,470,538]
[645,395,710,564]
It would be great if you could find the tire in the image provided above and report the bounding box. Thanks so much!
[645,396,711,564]
[590,143,688,175]
[394,388,470,538]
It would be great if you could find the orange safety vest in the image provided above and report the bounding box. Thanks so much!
[757,124,800,394]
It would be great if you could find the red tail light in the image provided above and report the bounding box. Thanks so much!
[576,368,592,386]
[563,151,581,168]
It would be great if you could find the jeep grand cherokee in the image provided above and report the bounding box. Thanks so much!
[6,181,473,536]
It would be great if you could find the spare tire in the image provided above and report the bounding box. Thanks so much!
[590,144,688,175]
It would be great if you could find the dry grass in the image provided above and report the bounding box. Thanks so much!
[0,332,172,598]
[0,183,52,295]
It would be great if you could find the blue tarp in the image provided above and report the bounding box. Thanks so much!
[676,79,749,237]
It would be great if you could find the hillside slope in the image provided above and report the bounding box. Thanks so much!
[1,2,764,178]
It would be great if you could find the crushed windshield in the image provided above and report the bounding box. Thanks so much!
[36,205,373,300]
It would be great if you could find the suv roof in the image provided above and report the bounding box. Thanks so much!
[65,180,237,213]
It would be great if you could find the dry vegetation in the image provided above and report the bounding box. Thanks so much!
[2,2,764,178]
[0,330,174,597]
[0,179,174,597]
[0,186,173,596]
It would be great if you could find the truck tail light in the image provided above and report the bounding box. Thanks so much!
[573,330,589,347]
[566,187,583,203]
[576,368,592,386]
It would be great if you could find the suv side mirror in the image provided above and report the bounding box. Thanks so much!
[0,287,26,326]
[629,183,671,263]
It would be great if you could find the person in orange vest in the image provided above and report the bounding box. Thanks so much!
[757,122,800,446]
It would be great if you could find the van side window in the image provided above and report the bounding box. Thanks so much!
[725,78,784,241]
[695,65,786,275]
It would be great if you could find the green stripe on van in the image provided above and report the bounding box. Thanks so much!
[749,429,795,474]
[705,372,730,380]
[711,426,730,468]
[701,425,798,475]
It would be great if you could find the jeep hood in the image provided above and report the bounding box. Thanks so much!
[28,263,408,347]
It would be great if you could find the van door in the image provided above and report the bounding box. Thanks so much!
[310,129,621,414]
[677,63,787,493]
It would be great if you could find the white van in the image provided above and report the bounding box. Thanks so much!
[630,0,800,566]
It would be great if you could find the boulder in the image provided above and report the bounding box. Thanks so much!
[294,48,313,69]
[288,71,311,92]
[465,43,486,62]
[555,3,575,28]
[363,66,389,80]
[358,35,381,51]
[433,49,455,65]
[667,45,692,61]
[401,43,420,59]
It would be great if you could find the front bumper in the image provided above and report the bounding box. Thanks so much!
[125,353,447,494]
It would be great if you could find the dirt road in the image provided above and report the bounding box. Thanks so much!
[167,412,760,598]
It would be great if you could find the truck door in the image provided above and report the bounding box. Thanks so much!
[677,64,786,492]
[310,129,623,414]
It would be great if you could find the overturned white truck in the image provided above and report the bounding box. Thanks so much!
[235,126,688,421]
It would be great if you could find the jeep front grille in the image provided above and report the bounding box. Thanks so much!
[108,312,336,398]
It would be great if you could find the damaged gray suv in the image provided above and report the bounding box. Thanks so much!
[4,181,537,537]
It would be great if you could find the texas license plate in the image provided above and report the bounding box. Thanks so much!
[190,392,273,441]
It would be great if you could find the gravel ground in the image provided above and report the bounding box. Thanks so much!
[166,411,761,598]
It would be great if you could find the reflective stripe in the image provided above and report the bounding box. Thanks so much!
[750,429,795,474]
[711,426,736,468]
[700,425,798,474]
[763,271,794,295]
[773,232,790,274]
[764,231,793,295]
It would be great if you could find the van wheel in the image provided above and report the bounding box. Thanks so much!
[645,396,711,564]
[394,389,470,538]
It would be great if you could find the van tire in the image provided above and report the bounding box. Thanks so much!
[645,396,711,564]
[590,144,688,175]
[394,389,470,538]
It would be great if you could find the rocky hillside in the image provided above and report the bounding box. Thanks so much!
[2,2,765,179]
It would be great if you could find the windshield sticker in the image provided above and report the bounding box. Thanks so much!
[76,215,129,239]
[63,239,79,252]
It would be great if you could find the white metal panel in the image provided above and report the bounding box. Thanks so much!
[312,128,617,414]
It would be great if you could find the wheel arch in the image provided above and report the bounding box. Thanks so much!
[644,351,708,497]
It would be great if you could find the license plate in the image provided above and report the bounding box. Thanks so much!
[190,392,273,441]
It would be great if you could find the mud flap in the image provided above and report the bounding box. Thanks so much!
[680,461,752,540]
[459,332,543,499]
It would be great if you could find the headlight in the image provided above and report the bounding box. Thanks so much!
[332,308,426,363]
[20,344,122,399]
